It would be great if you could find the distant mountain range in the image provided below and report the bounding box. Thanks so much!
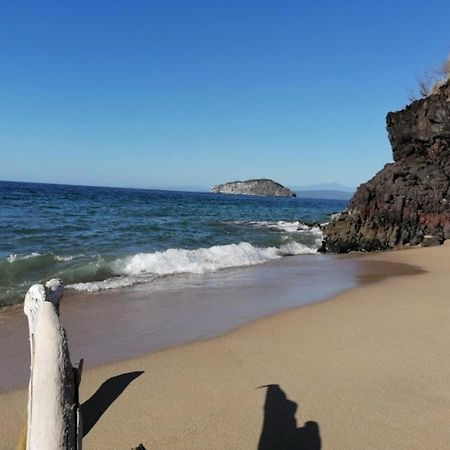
[295,190,353,200]
[291,183,354,200]
[291,183,355,192]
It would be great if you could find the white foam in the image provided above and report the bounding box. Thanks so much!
[7,252,41,263]
[54,255,75,262]
[114,241,318,276]
[69,276,140,292]
[68,241,318,293]
[247,220,323,247]
[266,220,301,232]
[235,220,301,232]
[5,253,77,263]
[231,220,323,236]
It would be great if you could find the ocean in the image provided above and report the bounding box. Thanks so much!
[0,180,347,307]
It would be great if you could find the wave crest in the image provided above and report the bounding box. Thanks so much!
[69,240,318,292]
[115,241,316,276]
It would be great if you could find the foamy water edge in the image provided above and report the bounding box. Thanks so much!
[69,235,322,293]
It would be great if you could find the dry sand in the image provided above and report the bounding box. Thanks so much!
[1,243,450,449]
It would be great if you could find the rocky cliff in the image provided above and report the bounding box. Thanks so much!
[323,80,450,252]
[211,179,296,197]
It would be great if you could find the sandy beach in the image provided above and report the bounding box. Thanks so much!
[1,243,450,449]
[3,2,450,449]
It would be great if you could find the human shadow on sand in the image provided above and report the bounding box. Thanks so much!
[81,370,144,437]
[258,384,321,450]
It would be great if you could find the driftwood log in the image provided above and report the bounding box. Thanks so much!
[23,279,82,450]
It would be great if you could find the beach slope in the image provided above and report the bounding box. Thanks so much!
[1,243,450,449]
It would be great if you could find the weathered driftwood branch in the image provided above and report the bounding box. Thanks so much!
[23,279,82,450]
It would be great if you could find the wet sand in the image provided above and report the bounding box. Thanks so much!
[0,253,419,392]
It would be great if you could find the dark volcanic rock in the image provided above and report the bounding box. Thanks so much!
[323,81,450,252]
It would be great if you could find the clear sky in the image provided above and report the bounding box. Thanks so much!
[1,1,449,190]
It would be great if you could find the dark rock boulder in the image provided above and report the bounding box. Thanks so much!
[323,81,450,252]
[387,83,450,162]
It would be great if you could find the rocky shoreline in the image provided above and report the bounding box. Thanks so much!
[323,81,450,252]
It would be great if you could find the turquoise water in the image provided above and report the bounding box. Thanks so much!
[0,181,346,306]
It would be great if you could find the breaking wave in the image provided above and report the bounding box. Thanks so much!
[69,240,319,292]
[0,222,324,301]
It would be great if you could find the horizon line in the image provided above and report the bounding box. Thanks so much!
[0,178,355,193]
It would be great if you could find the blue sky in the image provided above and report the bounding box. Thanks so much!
[1,1,449,190]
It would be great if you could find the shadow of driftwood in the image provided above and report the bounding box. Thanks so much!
[258,384,321,450]
[81,370,144,437]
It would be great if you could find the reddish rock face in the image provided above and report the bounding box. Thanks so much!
[323,81,450,252]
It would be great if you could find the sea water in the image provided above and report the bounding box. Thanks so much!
[0,181,347,306]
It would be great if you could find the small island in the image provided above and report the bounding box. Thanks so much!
[210,178,296,197]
